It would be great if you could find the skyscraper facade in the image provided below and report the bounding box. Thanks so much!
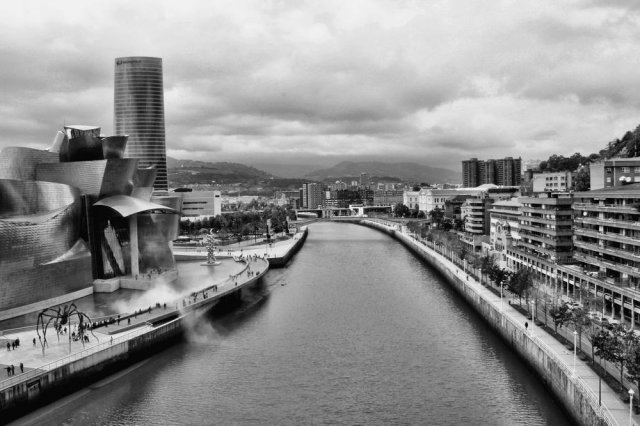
[462,157,521,187]
[114,57,168,192]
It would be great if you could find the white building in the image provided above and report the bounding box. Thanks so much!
[532,171,573,193]
[177,190,222,217]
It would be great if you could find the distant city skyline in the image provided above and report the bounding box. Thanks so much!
[1,1,640,170]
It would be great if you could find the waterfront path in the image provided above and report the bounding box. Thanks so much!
[173,228,306,261]
[0,255,269,392]
[366,219,637,426]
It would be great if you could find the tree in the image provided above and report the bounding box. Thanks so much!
[394,203,410,218]
[610,324,636,390]
[626,342,640,407]
[568,308,592,355]
[429,207,445,228]
[479,254,495,286]
[508,268,533,307]
[549,303,571,334]
[574,165,590,191]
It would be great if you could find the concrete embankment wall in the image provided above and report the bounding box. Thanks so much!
[0,317,184,420]
[358,220,606,426]
[269,227,308,268]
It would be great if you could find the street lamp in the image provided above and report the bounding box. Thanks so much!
[573,330,578,376]
[629,388,635,426]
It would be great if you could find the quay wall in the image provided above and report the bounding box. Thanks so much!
[0,317,184,419]
[358,219,608,426]
[269,227,308,268]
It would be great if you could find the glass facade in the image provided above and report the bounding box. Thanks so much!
[114,57,168,192]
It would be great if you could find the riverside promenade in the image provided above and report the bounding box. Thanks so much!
[361,218,635,426]
[0,254,270,418]
[173,227,308,267]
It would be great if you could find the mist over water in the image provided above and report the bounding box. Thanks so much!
[21,222,571,425]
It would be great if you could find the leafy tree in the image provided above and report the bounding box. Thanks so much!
[394,203,410,218]
[610,324,637,389]
[626,342,640,405]
[479,254,495,286]
[568,308,592,355]
[429,207,445,228]
[508,268,533,307]
[549,303,571,335]
[574,165,590,191]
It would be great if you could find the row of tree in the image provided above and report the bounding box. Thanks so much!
[179,205,297,238]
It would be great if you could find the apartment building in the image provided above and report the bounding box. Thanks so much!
[517,193,574,263]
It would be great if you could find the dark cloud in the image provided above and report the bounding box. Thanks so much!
[1,1,640,172]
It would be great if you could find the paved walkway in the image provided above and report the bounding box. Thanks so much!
[0,256,269,391]
[369,220,637,426]
[174,228,306,260]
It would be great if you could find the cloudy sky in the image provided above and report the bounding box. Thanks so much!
[2,0,640,173]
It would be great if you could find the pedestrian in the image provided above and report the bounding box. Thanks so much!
[32,337,36,346]
[19,363,23,373]
[128,318,131,325]
[110,337,113,345]
[16,338,19,347]
[6,342,9,351]
[525,321,529,330]
[5,366,10,376]
[11,365,14,375]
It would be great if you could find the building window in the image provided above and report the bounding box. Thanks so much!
[635,167,640,173]
[606,177,612,183]
[606,168,612,174]
[621,167,631,173]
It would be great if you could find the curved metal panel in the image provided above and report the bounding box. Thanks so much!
[0,147,58,181]
[94,194,176,217]
[102,135,128,159]
[0,179,83,267]
[61,133,104,162]
[36,158,138,197]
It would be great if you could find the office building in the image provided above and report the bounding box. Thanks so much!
[462,157,522,187]
[114,57,168,192]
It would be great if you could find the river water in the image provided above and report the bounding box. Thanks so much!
[16,222,572,425]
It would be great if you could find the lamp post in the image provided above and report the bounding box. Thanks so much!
[573,330,578,376]
[629,388,635,426]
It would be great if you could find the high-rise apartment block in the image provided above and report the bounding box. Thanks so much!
[462,157,522,187]
[114,57,168,192]
[301,183,323,209]
[360,172,370,188]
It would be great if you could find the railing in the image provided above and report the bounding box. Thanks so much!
[362,219,621,425]
[0,322,160,390]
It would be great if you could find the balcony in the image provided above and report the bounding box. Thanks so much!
[574,216,640,231]
[574,227,640,246]
[573,202,640,215]
[518,223,573,236]
[522,232,572,247]
[520,216,573,226]
[573,252,640,279]
[520,205,573,215]
[516,241,569,259]
[574,239,640,264]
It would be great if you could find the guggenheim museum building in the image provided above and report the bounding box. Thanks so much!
[0,125,180,319]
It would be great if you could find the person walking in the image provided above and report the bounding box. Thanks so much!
[19,363,23,373]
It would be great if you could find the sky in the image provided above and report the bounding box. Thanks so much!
[1,0,640,173]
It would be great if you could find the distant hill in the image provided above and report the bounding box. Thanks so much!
[305,161,460,184]
[167,157,271,186]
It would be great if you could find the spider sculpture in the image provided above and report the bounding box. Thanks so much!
[36,303,98,355]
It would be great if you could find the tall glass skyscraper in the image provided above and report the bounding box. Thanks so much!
[114,57,168,192]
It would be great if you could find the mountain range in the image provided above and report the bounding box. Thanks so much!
[305,161,460,183]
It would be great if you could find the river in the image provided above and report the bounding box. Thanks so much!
[14,222,572,425]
